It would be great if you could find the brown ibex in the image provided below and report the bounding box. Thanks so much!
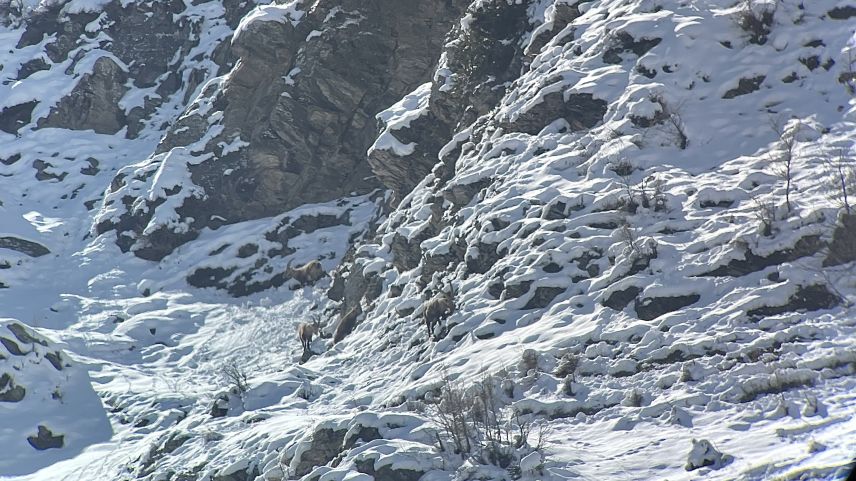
[421,291,454,337]
[286,259,326,287]
[297,317,320,353]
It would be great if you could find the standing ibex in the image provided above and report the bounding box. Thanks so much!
[421,291,454,337]
[297,317,321,353]
[286,259,326,288]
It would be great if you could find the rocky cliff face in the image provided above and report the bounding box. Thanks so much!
[93,0,465,261]
[1,0,856,480]
[6,0,247,137]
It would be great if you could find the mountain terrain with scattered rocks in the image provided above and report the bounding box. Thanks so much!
[1,0,856,480]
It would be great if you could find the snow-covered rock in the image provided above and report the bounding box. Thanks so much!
[685,438,733,471]
[0,319,110,476]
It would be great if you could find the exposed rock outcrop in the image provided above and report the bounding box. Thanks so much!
[39,56,128,134]
[8,0,245,138]
[27,425,64,451]
[0,237,50,257]
[368,0,532,198]
[97,0,466,261]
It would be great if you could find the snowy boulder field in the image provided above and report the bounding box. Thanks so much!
[1,0,856,480]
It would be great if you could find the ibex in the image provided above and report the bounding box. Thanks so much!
[286,259,326,287]
[421,291,454,337]
[297,317,321,353]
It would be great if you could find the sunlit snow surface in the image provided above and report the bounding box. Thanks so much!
[1,0,856,480]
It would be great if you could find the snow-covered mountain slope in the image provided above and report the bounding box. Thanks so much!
[1,0,856,480]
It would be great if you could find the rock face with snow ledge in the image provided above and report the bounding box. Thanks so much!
[2,0,248,138]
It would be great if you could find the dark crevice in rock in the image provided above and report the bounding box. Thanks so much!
[333,305,363,344]
[504,281,533,300]
[828,6,856,20]
[0,101,38,134]
[213,466,259,481]
[603,286,641,311]
[0,373,26,402]
[421,238,466,284]
[603,32,662,64]
[699,199,734,208]
[442,178,492,209]
[1,337,26,355]
[487,281,505,299]
[104,0,466,259]
[824,214,856,267]
[7,323,49,346]
[370,0,529,199]
[634,294,701,321]
[698,236,823,277]
[466,242,504,275]
[187,267,238,290]
[38,56,128,134]
[45,351,65,371]
[80,157,100,176]
[722,75,765,99]
[747,284,840,319]
[32,159,68,182]
[343,426,382,450]
[502,92,608,135]
[355,459,425,481]
[137,432,192,477]
[524,286,566,309]
[1,153,22,166]
[524,1,582,61]
[293,427,346,477]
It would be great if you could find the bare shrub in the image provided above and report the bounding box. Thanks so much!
[618,220,641,257]
[612,163,667,215]
[432,376,475,455]
[610,159,640,213]
[751,196,777,237]
[822,149,855,215]
[650,96,688,149]
[222,361,249,396]
[609,159,636,177]
[429,375,546,469]
[638,175,668,212]
[732,0,775,45]
[768,118,802,213]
